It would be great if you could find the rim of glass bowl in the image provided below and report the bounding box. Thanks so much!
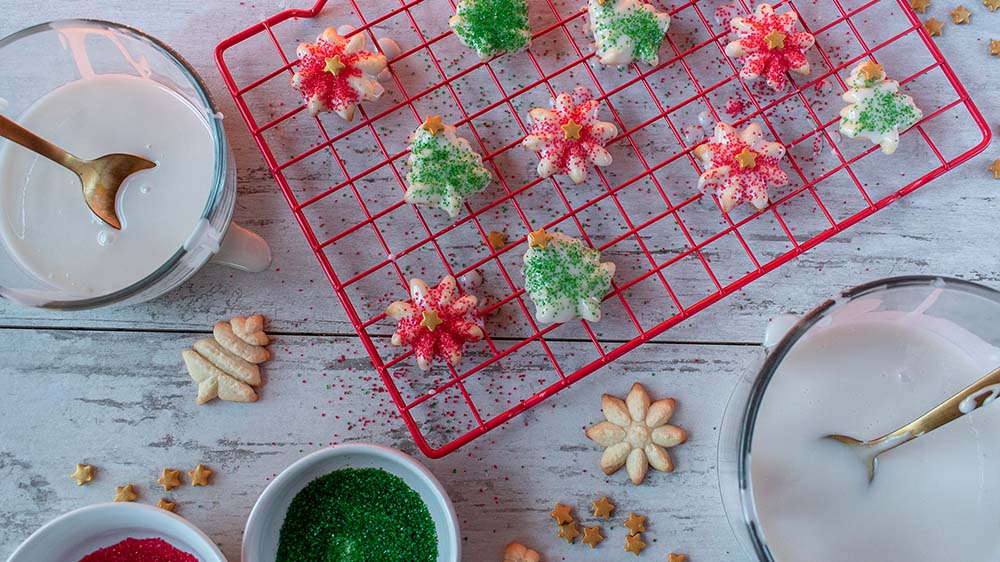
[731,275,1000,562]
[0,19,232,310]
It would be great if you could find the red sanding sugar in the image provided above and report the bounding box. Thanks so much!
[78,538,198,562]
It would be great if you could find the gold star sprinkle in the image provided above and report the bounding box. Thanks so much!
[487,230,507,250]
[70,464,94,486]
[910,0,931,12]
[592,496,615,520]
[558,522,580,544]
[561,118,584,140]
[623,512,646,535]
[323,55,346,76]
[669,554,687,562]
[188,464,213,486]
[924,17,944,36]
[859,61,884,80]
[157,498,176,512]
[987,0,1000,11]
[735,147,758,169]
[420,310,443,332]
[624,533,646,555]
[157,468,181,491]
[991,39,1000,56]
[989,159,1000,179]
[581,526,604,548]
[528,227,554,250]
[951,5,972,22]
[114,484,137,502]
[421,115,445,136]
[550,502,573,525]
[764,30,786,49]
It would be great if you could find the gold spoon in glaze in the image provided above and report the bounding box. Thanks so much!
[825,366,1000,483]
[0,114,156,229]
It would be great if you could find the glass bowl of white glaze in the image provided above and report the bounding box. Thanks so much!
[0,19,269,310]
[720,276,1000,562]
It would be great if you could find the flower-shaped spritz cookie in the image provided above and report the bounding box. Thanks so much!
[693,122,788,213]
[522,229,616,324]
[386,275,484,371]
[724,3,815,91]
[521,87,617,185]
[405,116,492,217]
[839,60,922,155]
[291,28,388,120]
[588,0,671,66]
[585,382,687,485]
[450,0,532,59]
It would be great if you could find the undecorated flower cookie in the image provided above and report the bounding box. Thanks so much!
[724,3,815,91]
[386,275,484,371]
[839,60,922,155]
[450,0,532,59]
[693,121,788,213]
[503,542,541,562]
[405,116,492,217]
[522,228,616,324]
[521,87,617,185]
[588,0,671,66]
[291,28,388,120]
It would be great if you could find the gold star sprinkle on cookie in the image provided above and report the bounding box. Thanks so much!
[987,0,1000,11]
[669,554,687,562]
[951,5,972,23]
[420,310,443,331]
[991,40,1000,56]
[735,147,758,169]
[764,30,786,49]
[114,484,137,502]
[592,495,615,519]
[561,118,583,140]
[323,55,346,76]
[859,61,884,80]
[989,159,1000,179]
[157,498,177,512]
[421,115,445,136]
[157,468,181,491]
[487,230,507,250]
[558,522,580,544]
[189,464,213,486]
[581,526,604,548]
[624,512,646,535]
[624,533,646,555]
[911,0,931,12]
[550,502,573,525]
[528,227,554,250]
[924,17,944,36]
[70,464,94,486]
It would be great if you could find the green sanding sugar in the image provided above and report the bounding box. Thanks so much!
[276,468,438,562]
[592,1,670,65]
[450,0,531,58]
[850,88,920,134]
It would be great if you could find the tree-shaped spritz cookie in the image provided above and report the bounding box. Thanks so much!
[290,28,388,120]
[588,0,671,66]
[386,275,484,371]
[521,86,618,185]
[450,0,532,59]
[694,122,788,213]
[724,3,815,91]
[404,115,492,217]
[183,315,271,404]
[522,228,616,324]
[839,60,923,155]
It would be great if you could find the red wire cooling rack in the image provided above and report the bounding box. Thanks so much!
[216,0,990,457]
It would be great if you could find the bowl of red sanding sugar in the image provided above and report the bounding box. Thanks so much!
[243,443,460,562]
[6,502,227,562]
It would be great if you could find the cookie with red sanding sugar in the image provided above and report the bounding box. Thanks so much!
[724,3,815,91]
[291,28,388,120]
[521,86,618,185]
[693,122,788,213]
[386,275,484,371]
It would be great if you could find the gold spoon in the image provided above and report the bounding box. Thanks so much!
[825,365,1000,483]
[0,114,156,229]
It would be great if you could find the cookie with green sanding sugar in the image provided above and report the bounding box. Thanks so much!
[522,229,616,324]
[588,0,671,66]
[449,0,532,59]
[839,61,922,155]
[404,117,492,217]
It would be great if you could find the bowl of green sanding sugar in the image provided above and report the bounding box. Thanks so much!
[242,443,459,562]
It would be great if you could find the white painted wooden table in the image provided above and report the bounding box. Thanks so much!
[1,1,997,561]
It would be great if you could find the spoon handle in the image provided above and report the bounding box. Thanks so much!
[0,114,85,174]
[879,365,1000,450]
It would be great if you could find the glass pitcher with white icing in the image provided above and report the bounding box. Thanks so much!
[0,19,269,309]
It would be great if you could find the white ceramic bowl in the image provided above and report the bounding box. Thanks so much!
[243,443,460,562]
[6,502,227,562]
